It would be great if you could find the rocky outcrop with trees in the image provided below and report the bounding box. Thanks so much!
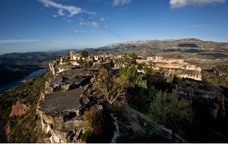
[37,68,98,143]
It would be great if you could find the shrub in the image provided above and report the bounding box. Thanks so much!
[82,107,103,136]
[148,90,194,139]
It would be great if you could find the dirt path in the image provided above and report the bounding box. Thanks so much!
[125,106,188,143]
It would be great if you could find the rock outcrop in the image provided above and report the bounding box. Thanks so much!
[45,69,97,93]
[37,88,85,143]
[177,85,226,120]
[37,68,98,143]
[9,101,29,117]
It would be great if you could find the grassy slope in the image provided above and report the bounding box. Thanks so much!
[0,71,52,142]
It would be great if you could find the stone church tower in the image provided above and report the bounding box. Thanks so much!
[70,50,75,60]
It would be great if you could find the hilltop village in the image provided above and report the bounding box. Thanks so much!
[2,48,227,143]
[50,50,202,81]
[35,50,226,143]
[38,50,204,143]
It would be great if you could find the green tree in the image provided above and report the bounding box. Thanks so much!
[119,65,147,89]
[91,68,132,105]
[122,54,129,64]
[143,67,153,75]
[81,50,89,58]
[216,64,228,73]
[137,63,143,70]
[129,53,138,59]
[148,90,194,140]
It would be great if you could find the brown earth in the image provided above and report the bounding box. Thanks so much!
[9,101,29,117]
[4,124,10,135]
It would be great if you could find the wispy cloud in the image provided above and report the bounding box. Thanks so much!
[113,0,132,6]
[100,17,106,21]
[79,21,99,28]
[66,19,74,23]
[191,24,204,28]
[91,22,99,28]
[71,30,86,34]
[170,0,226,8]
[0,39,40,44]
[38,0,96,17]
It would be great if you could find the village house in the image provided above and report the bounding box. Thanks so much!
[143,55,202,81]
[70,50,82,61]
[68,50,202,81]
[147,57,154,61]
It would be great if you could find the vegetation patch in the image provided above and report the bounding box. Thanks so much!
[0,71,52,142]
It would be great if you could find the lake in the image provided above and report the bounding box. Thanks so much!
[0,69,47,93]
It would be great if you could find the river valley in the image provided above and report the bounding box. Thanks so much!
[0,69,47,93]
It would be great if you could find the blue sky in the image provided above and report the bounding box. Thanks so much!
[0,0,228,54]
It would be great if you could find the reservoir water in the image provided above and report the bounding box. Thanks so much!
[0,69,47,93]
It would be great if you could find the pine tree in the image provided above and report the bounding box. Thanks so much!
[148,90,194,140]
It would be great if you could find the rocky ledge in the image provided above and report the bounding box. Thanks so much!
[36,68,98,143]
[45,69,97,94]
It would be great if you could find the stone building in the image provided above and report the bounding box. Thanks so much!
[143,55,202,81]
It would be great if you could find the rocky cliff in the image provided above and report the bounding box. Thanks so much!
[37,89,85,143]
[36,68,98,143]
[176,79,226,120]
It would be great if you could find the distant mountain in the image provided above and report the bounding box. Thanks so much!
[91,38,228,69]
[98,38,227,52]
[0,52,61,65]
[0,52,65,85]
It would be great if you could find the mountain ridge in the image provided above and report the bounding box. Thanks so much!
[99,38,228,49]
